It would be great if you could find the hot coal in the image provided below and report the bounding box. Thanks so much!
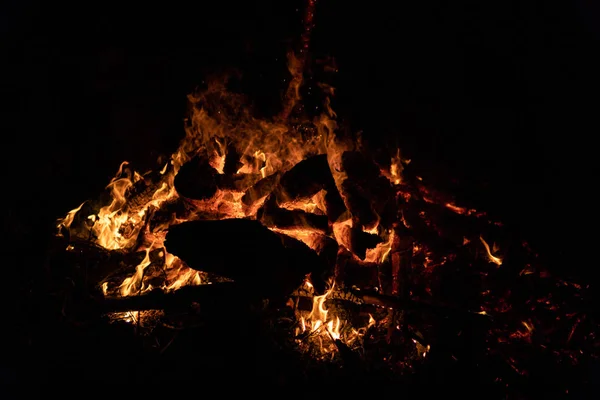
[164,218,328,297]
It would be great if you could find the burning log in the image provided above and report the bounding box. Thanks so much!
[215,173,262,192]
[124,170,165,215]
[258,195,329,234]
[275,154,346,221]
[223,142,243,175]
[335,248,380,290]
[338,151,396,229]
[336,223,382,260]
[309,233,339,278]
[390,225,413,299]
[241,172,281,207]
[58,243,166,290]
[164,218,328,297]
[174,155,218,200]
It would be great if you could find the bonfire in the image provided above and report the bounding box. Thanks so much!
[49,0,597,392]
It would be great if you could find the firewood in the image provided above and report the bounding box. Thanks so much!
[338,151,396,229]
[340,180,379,229]
[99,283,245,312]
[241,172,281,207]
[310,233,339,273]
[60,243,166,289]
[164,219,328,298]
[336,223,382,260]
[174,155,218,200]
[274,154,346,221]
[258,195,330,234]
[276,154,333,200]
[223,142,243,176]
[124,170,164,215]
[149,198,192,232]
[391,225,413,299]
[335,248,380,289]
[215,173,262,192]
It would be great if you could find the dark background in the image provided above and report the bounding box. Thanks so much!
[1,0,599,388]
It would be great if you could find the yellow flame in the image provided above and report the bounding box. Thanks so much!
[56,201,85,232]
[120,245,153,297]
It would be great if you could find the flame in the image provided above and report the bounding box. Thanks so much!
[119,244,154,297]
[365,229,394,264]
[480,236,503,266]
[56,201,85,232]
[296,282,343,344]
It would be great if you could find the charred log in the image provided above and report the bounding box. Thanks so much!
[164,218,328,297]
[310,234,339,280]
[241,172,281,207]
[340,180,379,229]
[124,170,164,215]
[174,155,218,200]
[58,243,166,290]
[347,223,382,260]
[338,151,396,229]
[335,248,380,290]
[223,142,243,175]
[149,198,192,232]
[215,173,262,192]
[258,195,329,234]
[274,154,346,221]
[276,154,333,200]
[391,225,413,299]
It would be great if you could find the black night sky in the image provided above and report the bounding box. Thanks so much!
[2,0,599,391]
